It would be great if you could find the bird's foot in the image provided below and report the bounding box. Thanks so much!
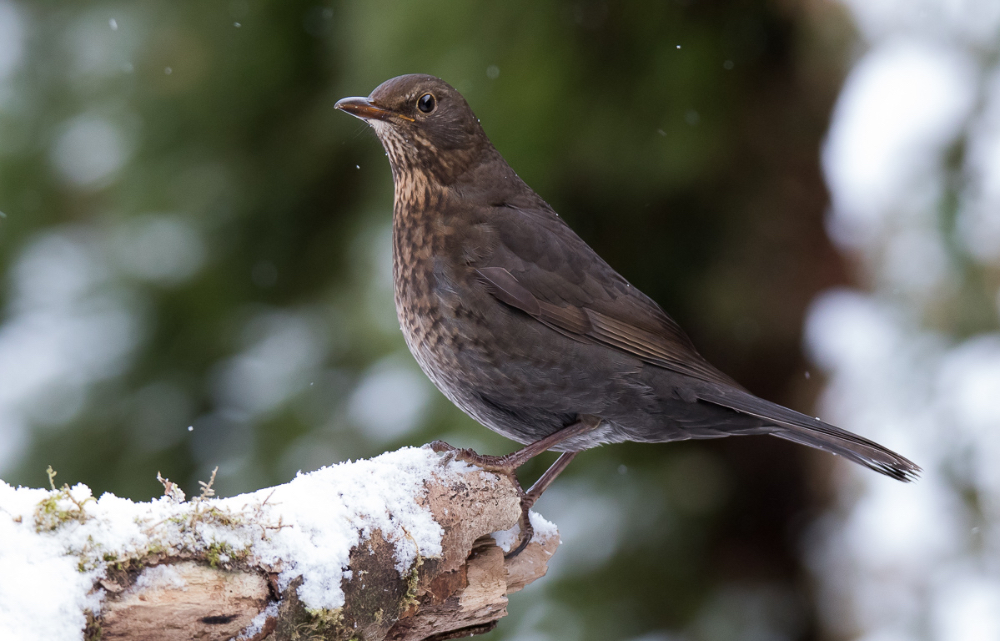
[430,440,535,558]
[505,451,578,557]
[429,440,581,559]
[429,440,521,474]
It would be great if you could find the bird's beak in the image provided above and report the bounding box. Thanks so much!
[335,97,414,123]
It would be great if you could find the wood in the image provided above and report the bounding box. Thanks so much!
[99,563,269,640]
[91,460,558,641]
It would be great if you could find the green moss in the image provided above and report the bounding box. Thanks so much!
[198,506,243,528]
[84,610,101,641]
[204,541,249,568]
[401,529,424,608]
[34,467,94,532]
[293,608,352,640]
[168,503,243,534]
[403,558,422,608]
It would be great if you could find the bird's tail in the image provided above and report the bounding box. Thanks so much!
[698,388,920,482]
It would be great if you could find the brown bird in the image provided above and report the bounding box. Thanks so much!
[336,74,918,554]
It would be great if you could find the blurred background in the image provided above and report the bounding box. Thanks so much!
[0,0,998,639]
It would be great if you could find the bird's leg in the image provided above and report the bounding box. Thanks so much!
[523,451,578,507]
[431,416,600,558]
[506,451,578,558]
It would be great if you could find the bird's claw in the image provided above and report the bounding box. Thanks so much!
[427,440,535,557]
[429,441,518,475]
[429,440,458,454]
[506,495,536,559]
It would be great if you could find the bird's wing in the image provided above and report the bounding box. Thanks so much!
[475,203,920,482]
[477,203,741,388]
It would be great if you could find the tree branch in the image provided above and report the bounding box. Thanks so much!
[0,447,559,641]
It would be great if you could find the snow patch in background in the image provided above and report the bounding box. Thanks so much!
[51,114,131,188]
[212,309,329,421]
[0,229,145,470]
[0,1,25,83]
[823,40,975,250]
[840,0,1000,47]
[810,1,1000,639]
[109,214,206,285]
[348,356,432,441]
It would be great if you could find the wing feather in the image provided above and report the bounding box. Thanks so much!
[475,264,739,387]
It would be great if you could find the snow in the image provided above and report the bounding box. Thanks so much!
[240,447,447,608]
[490,512,559,554]
[0,446,502,641]
[491,524,520,553]
[238,602,279,640]
[131,564,186,592]
[810,1,1000,639]
[491,511,559,554]
[0,484,101,640]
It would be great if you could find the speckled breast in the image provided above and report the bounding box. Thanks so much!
[390,181,539,442]
[391,179,475,400]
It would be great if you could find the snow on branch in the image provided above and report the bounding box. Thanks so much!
[0,446,559,641]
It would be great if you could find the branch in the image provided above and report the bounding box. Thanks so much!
[0,447,559,641]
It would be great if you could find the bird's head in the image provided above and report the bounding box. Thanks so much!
[336,74,493,185]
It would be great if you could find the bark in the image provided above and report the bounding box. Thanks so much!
[86,455,558,641]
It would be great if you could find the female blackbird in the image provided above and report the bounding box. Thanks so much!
[336,74,918,552]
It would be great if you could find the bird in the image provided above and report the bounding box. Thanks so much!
[335,74,919,554]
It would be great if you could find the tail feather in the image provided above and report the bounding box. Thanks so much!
[698,387,920,482]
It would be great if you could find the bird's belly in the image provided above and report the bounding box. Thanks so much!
[395,276,622,446]
[394,276,764,450]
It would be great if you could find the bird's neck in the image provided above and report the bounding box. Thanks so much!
[392,166,437,217]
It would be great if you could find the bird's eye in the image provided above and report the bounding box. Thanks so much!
[417,93,436,114]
